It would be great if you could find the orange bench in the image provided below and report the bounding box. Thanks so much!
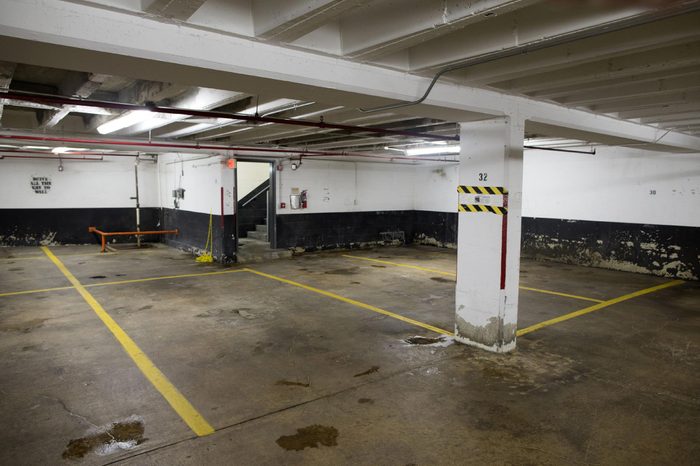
[88,226,179,252]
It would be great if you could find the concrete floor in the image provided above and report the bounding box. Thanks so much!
[0,244,698,465]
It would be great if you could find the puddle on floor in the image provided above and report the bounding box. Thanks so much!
[357,398,374,404]
[276,380,310,388]
[89,275,107,279]
[324,267,359,275]
[371,265,386,268]
[276,425,338,451]
[353,366,379,377]
[430,276,453,283]
[62,417,146,460]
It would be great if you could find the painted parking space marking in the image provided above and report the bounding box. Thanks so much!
[517,279,685,336]
[0,268,247,298]
[342,254,603,303]
[244,268,454,336]
[41,246,215,437]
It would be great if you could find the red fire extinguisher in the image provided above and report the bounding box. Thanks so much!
[300,190,308,209]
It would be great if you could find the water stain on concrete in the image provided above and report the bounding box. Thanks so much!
[275,380,310,388]
[62,419,146,459]
[371,265,386,268]
[1,318,48,334]
[354,366,380,377]
[405,336,445,345]
[116,273,127,277]
[358,398,374,404]
[138,305,153,311]
[430,276,454,283]
[350,281,361,285]
[89,275,107,279]
[324,267,359,275]
[276,425,338,451]
[8,267,22,271]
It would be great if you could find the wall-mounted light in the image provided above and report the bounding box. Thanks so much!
[290,161,299,170]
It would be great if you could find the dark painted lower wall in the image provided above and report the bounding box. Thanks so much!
[275,211,415,250]
[521,217,699,280]
[160,208,236,263]
[413,210,458,247]
[0,207,159,246]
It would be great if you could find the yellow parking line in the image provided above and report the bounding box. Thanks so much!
[343,254,602,303]
[519,286,603,303]
[244,268,454,336]
[41,246,214,437]
[517,279,685,336]
[0,285,75,298]
[0,268,246,298]
[342,254,455,276]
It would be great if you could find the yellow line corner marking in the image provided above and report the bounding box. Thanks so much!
[243,268,454,337]
[41,246,214,437]
[517,279,685,337]
[343,254,603,303]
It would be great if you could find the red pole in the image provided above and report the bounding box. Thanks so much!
[220,187,225,228]
[500,194,508,290]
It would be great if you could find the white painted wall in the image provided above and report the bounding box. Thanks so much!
[522,146,700,227]
[237,161,270,199]
[157,153,234,215]
[412,146,700,228]
[0,156,158,208]
[276,160,414,214]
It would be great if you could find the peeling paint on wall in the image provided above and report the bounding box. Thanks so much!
[522,218,699,280]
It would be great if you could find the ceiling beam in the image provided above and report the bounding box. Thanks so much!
[0,61,16,125]
[41,72,110,129]
[142,0,208,21]
[491,41,700,93]
[253,0,364,42]
[619,103,700,120]
[557,75,700,106]
[1,0,699,151]
[342,0,539,61]
[447,11,700,85]
[588,90,700,114]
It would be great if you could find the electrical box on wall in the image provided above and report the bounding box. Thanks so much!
[172,188,185,199]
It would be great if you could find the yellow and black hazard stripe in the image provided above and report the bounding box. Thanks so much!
[458,204,507,215]
[457,185,508,195]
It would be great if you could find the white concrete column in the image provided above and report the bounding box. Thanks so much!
[455,116,524,353]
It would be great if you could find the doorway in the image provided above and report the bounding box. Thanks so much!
[235,160,276,261]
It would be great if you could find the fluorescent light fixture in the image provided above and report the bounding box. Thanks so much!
[51,147,85,154]
[405,145,460,156]
[97,110,154,134]
[23,146,52,150]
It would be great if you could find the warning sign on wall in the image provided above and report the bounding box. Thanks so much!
[30,176,52,194]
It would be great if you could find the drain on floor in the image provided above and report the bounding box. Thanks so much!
[62,416,146,459]
[275,379,310,388]
[89,275,107,279]
[405,336,445,345]
[430,276,453,283]
[353,366,379,377]
[276,425,338,451]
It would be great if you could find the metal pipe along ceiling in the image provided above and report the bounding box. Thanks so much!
[0,134,459,163]
[0,90,459,142]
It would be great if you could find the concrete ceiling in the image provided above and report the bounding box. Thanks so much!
[0,0,699,158]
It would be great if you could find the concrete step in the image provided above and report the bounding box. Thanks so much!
[247,230,268,241]
[255,224,268,233]
[237,237,291,264]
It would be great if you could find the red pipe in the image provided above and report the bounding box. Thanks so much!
[1,90,459,142]
[0,134,459,163]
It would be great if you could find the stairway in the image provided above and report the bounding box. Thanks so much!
[237,223,292,263]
